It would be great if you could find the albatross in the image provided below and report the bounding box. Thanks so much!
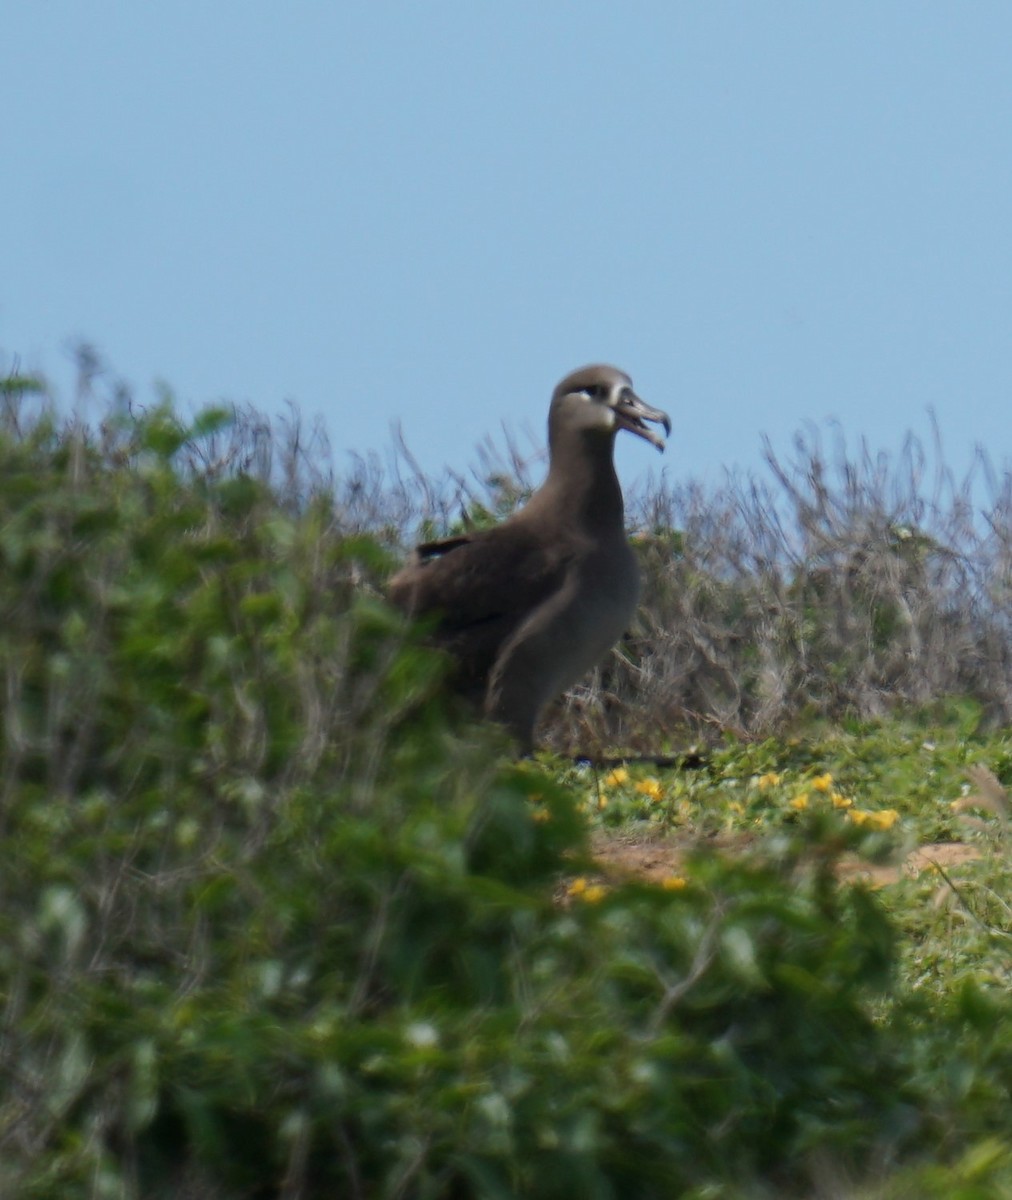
[388,364,670,753]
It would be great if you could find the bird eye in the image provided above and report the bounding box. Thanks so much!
[580,385,600,400]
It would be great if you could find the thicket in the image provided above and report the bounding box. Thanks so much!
[418,414,1012,751]
[1,358,1010,1198]
[238,362,1012,751]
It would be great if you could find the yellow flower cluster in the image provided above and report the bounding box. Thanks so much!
[661,875,687,891]
[782,772,859,813]
[594,767,666,808]
[739,766,899,832]
[635,777,663,801]
[567,877,608,903]
[849,808,900,830]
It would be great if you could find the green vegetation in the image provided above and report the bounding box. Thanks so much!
[1,361,1011,1197]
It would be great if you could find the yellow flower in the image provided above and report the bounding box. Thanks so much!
[603,768,629,788]
[867,809,900,831]
[582,884,608,903]
[635,777,663,801]
[661,875,687,891]
[567,877,588,896]
[756,772,781,789]
[850,808,900,830]
[831,792,853,809]
[811,773,833,791]
[790,793,809,810]
[597,794,608,810]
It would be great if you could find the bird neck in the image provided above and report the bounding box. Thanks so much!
[539,433,626,536]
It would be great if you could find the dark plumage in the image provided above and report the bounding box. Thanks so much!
[388,365,670,752]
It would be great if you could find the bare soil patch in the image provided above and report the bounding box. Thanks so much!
[588,829,983,889]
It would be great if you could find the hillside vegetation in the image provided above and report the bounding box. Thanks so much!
[1,359,1010,1198]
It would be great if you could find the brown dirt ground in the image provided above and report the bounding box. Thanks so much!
[588,828,982,889]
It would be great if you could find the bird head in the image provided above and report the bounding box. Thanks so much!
[549,364,671,452]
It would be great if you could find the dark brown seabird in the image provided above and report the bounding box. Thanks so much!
[388,365,671,753]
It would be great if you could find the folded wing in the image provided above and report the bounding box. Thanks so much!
[388,527,574,701]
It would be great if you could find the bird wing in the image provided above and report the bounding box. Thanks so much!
[388,526,575,697]
[390,527,573,628]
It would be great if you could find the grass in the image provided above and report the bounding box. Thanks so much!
[1,352,1011,1198]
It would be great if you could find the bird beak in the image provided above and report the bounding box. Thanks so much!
[611,391,672,452]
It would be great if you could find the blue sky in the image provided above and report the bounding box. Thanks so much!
[4,3,1012,493]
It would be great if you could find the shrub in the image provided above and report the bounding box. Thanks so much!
[3,361,1012,1198]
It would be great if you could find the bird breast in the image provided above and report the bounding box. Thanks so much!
[541,539,640,696]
